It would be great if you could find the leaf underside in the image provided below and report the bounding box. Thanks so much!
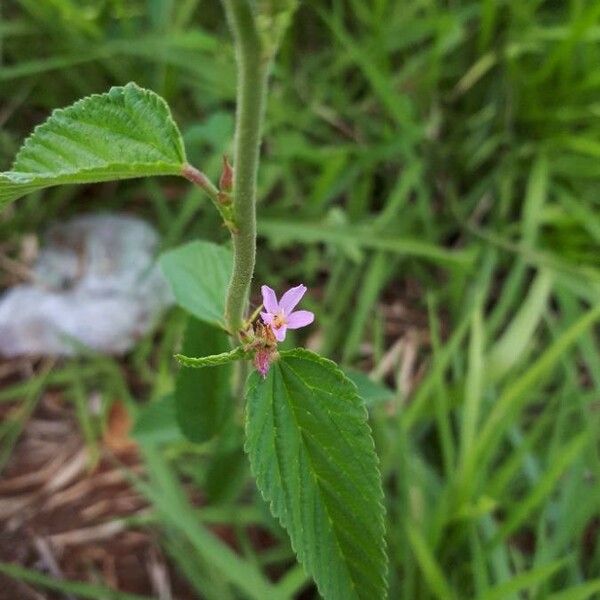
[0,82,186,208]
[245,348,388,600]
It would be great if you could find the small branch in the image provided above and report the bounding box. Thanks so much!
[183,163,238,233]
[182,163,220,204]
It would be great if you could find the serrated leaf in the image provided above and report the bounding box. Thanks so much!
[0,82,186,208]
[159,240,232,328]
[245,348,387,600]
[175,318,232,444]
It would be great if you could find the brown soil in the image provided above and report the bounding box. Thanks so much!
[0,369,197,600]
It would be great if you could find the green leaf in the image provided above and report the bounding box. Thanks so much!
[481,560,566,600]
[259,218,474,267]
[0,561,153,600]
[405,522,455,600]
[132,394,184,446]
[0,82,186,208]
[547,580,600,600]
[176,345,249,368]
[175,318,233,444]
[159,240,233,328]
[203,431,248,505]
[344,368,394,406]
[245,348,387,600]
[486,270,553,381]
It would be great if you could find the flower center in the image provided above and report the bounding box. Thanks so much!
[272,312,286,329]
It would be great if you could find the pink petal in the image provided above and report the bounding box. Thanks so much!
[279,284,307,314]
[273,325,287,342]
[261,285,278,313]
[286,310,314,329]
[261,312,274,325]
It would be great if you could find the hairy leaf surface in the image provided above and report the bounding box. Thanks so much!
[0,82,186,207]
[245,348,387,600]
[176,346,249,368]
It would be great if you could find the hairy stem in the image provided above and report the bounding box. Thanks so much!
[222,0,270,336]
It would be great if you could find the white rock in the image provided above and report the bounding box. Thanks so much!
[0,214,173,357]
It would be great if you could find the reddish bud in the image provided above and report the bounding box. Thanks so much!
[253,348,271,378]
[219,155,234,192]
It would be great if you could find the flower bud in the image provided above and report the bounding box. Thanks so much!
[219,155,234,193]
[254,347,271,378]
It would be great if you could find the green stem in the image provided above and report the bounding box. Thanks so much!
[222,0,271,336]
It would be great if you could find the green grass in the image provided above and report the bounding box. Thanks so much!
[1,0,600,598]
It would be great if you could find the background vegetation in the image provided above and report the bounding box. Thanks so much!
[1,0,600,598]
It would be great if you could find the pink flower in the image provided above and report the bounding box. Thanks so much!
[261,284,314,342]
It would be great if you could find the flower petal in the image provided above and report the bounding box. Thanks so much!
[261,285,278,313]
[273,325,287,342]
[261,312,274,325]
[279,284,307,314]
[286,310,314,330]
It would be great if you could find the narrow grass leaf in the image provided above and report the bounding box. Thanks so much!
[406,522,456,600]
[133,445,280,600]
[480,560,566,600]
[493,432,589,544]
[459,307,485,469]
[487,270,553,380]
[546,581,600,600]
[259,219,474,267]
[0,562,152,600]
[469,302,600,476]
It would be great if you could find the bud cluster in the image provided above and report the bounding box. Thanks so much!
[241,320,279,378]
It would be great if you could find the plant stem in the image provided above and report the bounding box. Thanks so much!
[222,0,270,336]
